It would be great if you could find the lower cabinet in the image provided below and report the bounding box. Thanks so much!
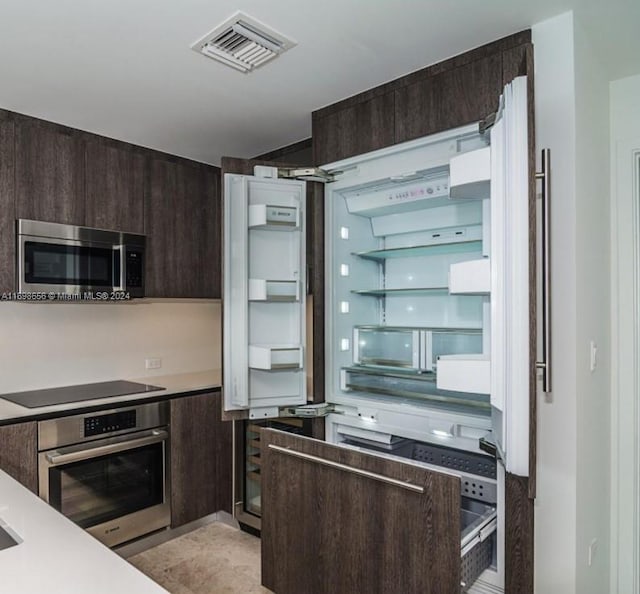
[261,429,462,594]
[0,421,38,494]
[170,391,232,527]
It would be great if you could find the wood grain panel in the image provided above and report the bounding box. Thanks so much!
[0,421,38,494]
[0,110,15,293]
[85,137,144,233]
[15,115,85,225]
[394,54,503,144]
[313,30,531,120]
[145,156,220,298]
[170,391,232,527]
[313,92,394,164]
[261,429,460,594]
[502,43,530,86]
[505,473,534,593]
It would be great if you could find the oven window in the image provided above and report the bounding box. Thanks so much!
[48,443,164,529]
[24,241,115,286]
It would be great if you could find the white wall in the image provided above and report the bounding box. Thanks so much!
[0,300,221,393]
[573,14,611,594]
[610,72,640,594]
[532,13,578,593]
[532,11,612,594]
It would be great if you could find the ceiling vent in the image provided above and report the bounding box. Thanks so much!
[191,11,296,73]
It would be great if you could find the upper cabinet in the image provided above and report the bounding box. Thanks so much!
[85,137,145,234]
[312,92,395,165]
[145,155,220,298]
[394,54,502,144]
[15,115,85,225]
[0,109,221,298]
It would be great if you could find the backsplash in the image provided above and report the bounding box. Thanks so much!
[0,301,221,393]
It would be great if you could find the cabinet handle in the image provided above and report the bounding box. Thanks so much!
[268,444,425,493]
[535,149,552,393]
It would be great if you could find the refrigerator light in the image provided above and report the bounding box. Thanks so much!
[340,227,350,239]
[340,339,350,351]
[340,264,350,277]
[431,429,452,438]
[340,301,350,314]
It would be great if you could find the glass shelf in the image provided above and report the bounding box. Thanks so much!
[353,240,482,261]
[352,287,449,297]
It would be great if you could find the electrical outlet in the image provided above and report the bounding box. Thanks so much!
[145,357,162,370]
[588,538,598,566]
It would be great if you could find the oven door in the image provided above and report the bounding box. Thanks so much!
[38,428,170,547]
[18,235,123,295]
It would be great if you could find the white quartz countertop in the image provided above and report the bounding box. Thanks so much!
[0,369,222,424]
[0,468,168,594]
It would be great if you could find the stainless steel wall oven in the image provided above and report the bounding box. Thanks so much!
[38,401,170,547]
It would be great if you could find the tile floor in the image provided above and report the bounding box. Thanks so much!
[129,522,271,594]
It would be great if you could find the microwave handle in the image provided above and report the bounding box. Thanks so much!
[113,245,126,292]
[45,429,168,466]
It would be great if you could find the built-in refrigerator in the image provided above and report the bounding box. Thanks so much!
[223,76,534,593]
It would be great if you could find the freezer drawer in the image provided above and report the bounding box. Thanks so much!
[261,429,496,594]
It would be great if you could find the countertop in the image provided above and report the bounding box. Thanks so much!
[0,369,222,425]
[0,468,168,594]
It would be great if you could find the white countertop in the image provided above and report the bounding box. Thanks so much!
[0,369,222,424]
[0,468,168,594]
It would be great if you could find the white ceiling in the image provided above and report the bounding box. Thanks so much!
[0,0,637,165]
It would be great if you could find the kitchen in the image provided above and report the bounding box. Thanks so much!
[0,2,637,594]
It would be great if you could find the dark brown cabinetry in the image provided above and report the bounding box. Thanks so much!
[0,109,221,298]
[261,429,460,594]
[0,421,38,494]
[15,116,85,226]
[394,54,502,143]
[145,156,220,299]
[0,111,15,293]
[85,137,145,233]
[170,391,232,528]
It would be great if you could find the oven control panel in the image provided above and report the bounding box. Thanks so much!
[84,410,137,437]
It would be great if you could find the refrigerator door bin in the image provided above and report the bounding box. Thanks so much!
[449,259,491,295]
[248,279,299,302]
[449,146,491,200]
[249,345,303,370]
[437,355,491,394]
[248,204,299,229]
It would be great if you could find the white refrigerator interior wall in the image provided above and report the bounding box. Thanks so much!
[610,71,640,594]
[574,14,611,594]
[0,301,221,393]
[532,12,578,594]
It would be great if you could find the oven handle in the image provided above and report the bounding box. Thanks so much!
[45,429,168,466]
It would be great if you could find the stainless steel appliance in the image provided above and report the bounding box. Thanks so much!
[17,219,145,298]
[38,401,170,547]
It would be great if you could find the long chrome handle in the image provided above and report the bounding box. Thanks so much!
[536,149,551,393]
[45,429,168,466]
[268,444,425,493]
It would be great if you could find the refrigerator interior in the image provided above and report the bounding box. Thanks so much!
[324,124,504,591]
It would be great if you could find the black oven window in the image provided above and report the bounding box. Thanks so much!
[48,443,164,528]
[25,241,114,286]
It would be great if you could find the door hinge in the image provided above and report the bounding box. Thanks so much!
[280,402,338,418]
[278,167,338,183]
[479,112,497,135]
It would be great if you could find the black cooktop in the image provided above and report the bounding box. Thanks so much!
[0,380,165,409]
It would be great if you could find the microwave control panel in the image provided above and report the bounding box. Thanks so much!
[84,410,137,437]
[125,249,144,288]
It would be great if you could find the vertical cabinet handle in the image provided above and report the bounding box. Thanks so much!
[536,149,551,393]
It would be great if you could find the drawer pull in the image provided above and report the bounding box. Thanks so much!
[268,444,424,493]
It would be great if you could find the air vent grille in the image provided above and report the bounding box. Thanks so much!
[191,12,295,73]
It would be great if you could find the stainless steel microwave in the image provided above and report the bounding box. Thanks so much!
[16,219,146,298]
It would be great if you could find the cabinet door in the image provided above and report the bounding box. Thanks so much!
[394,54,502,144]
[170,392,232,527]
[261,429,460,594]
[312,92,395,165]
[85,137,144,233]
[145,156,220,298]
[0,421,38,494]
[14,116,85,225]
[0,111,15,293]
